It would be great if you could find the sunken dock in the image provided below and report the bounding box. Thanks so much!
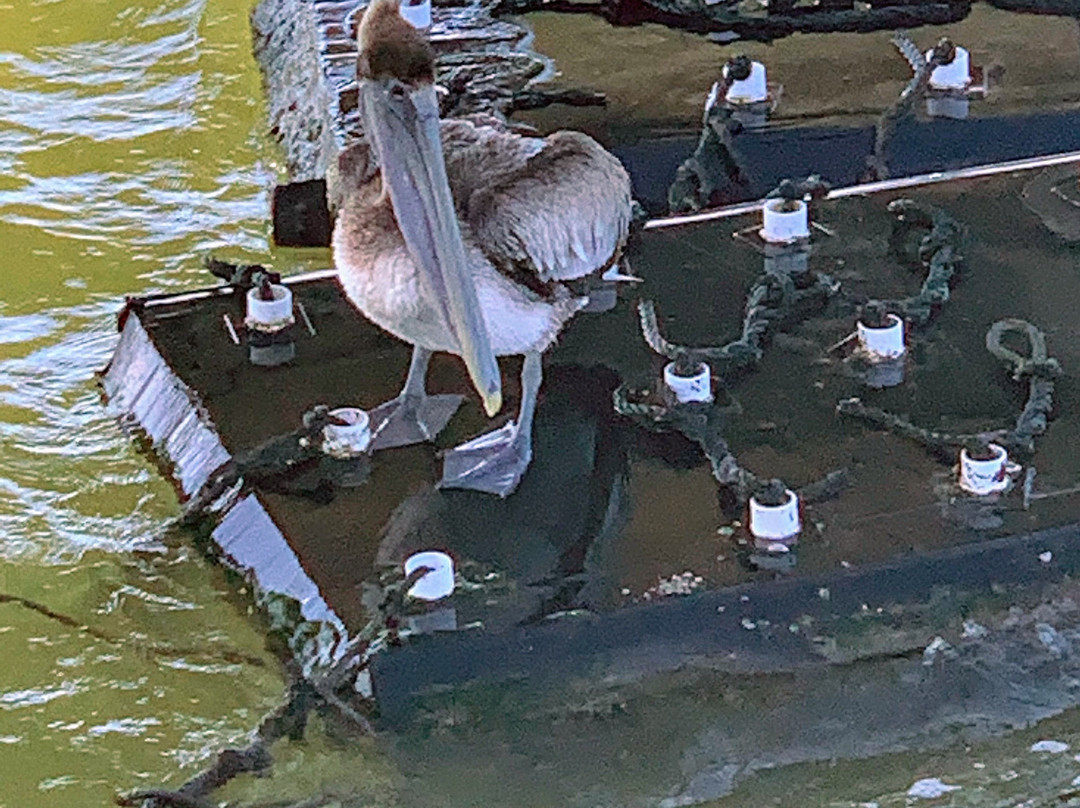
[103,0,1080,765]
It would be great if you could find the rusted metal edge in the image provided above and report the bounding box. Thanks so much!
[119,269,339,314]
[100,312,345,632]
[645,149,1080,230]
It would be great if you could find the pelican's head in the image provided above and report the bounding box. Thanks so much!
[355,0,502,417]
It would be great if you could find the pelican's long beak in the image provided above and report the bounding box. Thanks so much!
[358,79,503,417]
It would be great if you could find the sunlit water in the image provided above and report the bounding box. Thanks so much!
[0,0,289,804]
[3,0,1080,805]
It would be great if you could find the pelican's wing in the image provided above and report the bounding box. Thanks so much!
[442,121,633,283]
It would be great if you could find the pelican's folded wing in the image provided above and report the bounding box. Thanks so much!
[444,123,632,284]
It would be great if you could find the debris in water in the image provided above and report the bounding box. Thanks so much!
[907,778,961,799]
[644,571,704,599]
[1036,622,1072,658]
[741,617,756,630]
[1029,739,1069,753]
[818,587,830,600]
[922,636,956,665]
[1039,551,1053,563]
[354,669,372,698]
[961,619,989,639]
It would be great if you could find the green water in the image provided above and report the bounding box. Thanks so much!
[5,0,1080,805]
[0,0,290,804]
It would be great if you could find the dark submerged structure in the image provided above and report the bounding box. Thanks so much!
[109,0,1080,805]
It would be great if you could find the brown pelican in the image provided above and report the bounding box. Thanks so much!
[332,0,633,496]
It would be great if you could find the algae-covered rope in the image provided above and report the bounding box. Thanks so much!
[986,318,1060,452]
[613,384,760,501]
[613,384,847,505]
[869,198,967,326]
[867,33,955,182]
[637,270,838,374]
[839,318,1060,456]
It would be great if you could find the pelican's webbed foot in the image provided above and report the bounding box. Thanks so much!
[439,420,532,497]
[368,393,464,451]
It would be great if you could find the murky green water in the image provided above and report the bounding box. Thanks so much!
[5,0,1080,805]
[0,0,290,803]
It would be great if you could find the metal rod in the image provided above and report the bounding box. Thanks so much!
[1028,483,1080,502]
[644,150,1080,231]
[143,268,339,309]
[222,314,240,346]
[297,301,317,337]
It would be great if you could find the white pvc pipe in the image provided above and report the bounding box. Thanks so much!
[959,443,1010,495]
[404,551,455,601]
[245,284,294,332]
[857,314,906,359]
[749,489,801,541]
[663,361,713,403]
[760,199,810,244]
[322,407,371,457]
[927,46,971,91]
[725,61,768,104]
[400,0,432,29]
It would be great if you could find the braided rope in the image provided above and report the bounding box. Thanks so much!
[839,318,1060,455]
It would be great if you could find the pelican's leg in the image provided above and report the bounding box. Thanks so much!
[439,351,540,497]
[368,346,464,451]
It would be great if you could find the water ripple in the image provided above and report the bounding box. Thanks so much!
[0,30,197,86]
[0,680,83,710]
[0,313,59,345]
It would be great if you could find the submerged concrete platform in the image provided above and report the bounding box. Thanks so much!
[103,159,1080,724]
[256,0,1080,234]
[95,0,1080,737]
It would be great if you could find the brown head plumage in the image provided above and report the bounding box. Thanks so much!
[357,0,435,84]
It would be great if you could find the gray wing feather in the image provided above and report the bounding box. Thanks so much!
[443,122,633,284]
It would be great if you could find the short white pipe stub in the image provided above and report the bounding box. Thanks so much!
[400,0,432,29]
[926,46,971,91]
[245,285,295,333]
[322,407,371,458]
[857,314,906,360]
[725,61,768,104]
[959,443,1010,495]
[663,361,713,404]
[760,199,810,244]
[404,551,455,601]
[749,490,801,541]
